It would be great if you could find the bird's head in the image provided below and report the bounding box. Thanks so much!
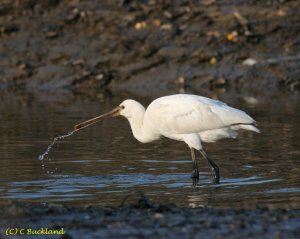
[74,99,145,130]
[118,99,145,119]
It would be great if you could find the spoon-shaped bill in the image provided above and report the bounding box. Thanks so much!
[74,106,122,130]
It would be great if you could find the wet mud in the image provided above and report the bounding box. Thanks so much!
[1,197,300,239]
[1,0,300,97]
[1,1,300,238]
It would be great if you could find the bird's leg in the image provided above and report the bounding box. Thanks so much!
[199,149,220,183]
[190,148,199,179]
[192,177,199,187]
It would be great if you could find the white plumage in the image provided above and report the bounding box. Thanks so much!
[75,94,260,183]
[144,94,259,143]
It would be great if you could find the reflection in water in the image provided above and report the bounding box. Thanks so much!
[0,92,299,208]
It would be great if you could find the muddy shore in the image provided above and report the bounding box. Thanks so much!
[1,0,299,98]
[1,1,300,238]
[1,198,300,239]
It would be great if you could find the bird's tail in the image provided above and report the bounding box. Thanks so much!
[231,123,260,133]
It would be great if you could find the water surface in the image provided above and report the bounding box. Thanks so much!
[0,92,299,208]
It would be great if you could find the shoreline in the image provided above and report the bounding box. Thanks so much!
[2,198,300,239]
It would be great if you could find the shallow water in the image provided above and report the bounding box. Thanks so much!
[0,92,299,208]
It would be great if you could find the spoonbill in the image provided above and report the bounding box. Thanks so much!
[75,94,260,183]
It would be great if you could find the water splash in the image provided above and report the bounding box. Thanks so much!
[38,122,93,161]
[38,130,77,160]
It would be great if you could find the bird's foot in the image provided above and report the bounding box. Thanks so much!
[211,166,220,184]
[192,177,199,187]
[212,175,220,184]
[191,170,199,179]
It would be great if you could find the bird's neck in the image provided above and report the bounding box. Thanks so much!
[127,112,156,143]
[127,113,146,143]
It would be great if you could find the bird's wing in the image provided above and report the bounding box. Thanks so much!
[146,94,255,135]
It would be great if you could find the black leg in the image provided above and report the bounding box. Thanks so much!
[192,177,199,187]
[190,148,199,179]
[199,149,220,183]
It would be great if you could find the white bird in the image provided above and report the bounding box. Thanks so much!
[75,94,260,183]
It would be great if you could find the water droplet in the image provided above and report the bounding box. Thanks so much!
[38,130,77,160]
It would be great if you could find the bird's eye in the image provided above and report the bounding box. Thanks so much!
[121,105,125,109]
